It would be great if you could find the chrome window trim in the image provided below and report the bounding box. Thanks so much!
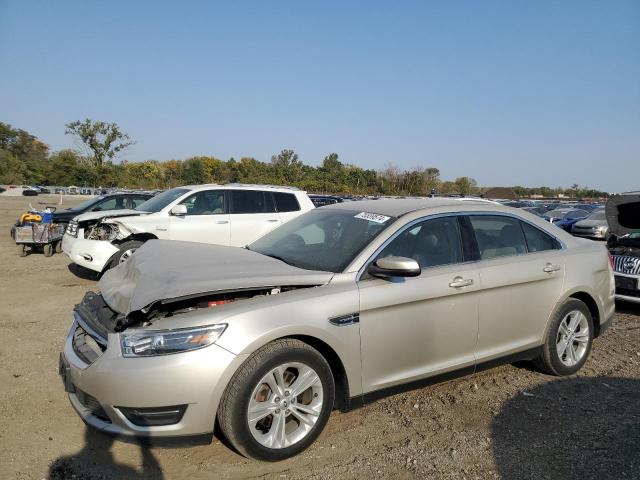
[355,210,567,281]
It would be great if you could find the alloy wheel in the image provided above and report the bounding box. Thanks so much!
[118,248,136,264]
[556,310,590,367]
[247,362,323,449]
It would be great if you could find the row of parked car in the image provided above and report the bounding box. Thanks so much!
[497,199,610,240]
[47,183,639,461]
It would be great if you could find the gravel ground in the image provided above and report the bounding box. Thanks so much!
[0,195,638,480]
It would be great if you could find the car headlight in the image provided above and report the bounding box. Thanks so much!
[120,324,227,357]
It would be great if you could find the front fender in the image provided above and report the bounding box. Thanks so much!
[215,283,363,396]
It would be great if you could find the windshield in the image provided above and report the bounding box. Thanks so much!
[134,188,189,213]
[587,211,606,221]
[67,196,103,211]
[249,209,394,272]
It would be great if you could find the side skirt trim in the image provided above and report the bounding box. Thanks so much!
[344,346,542,411]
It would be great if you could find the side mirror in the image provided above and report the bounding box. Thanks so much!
[170,204,188,216]
[368,256,421,279]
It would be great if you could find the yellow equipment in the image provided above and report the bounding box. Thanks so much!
[20,213,42,223]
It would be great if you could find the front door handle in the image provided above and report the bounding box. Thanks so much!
[266,219,279,223]
[216,220,229,224]
[543,263,561,273]
[449,277,474,288]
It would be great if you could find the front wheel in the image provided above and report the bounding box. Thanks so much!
[218,339,335,461]
[534,299,594,376]
[110,240,144,268]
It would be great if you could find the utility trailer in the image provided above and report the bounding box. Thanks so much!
[15,223,66,257]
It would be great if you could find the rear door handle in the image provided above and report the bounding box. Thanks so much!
[266,219,279,222]
[543,263,561,273]
[449,277,474,288]
[216,220,229,224]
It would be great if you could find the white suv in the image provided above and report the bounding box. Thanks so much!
[61,184,314,273]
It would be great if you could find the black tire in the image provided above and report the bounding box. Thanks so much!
[43,243,53,257]
[218,339,335,461]
[54,240,63,254]
[109,240,144,268]
[534,299,594,376]
[18,245,27,257]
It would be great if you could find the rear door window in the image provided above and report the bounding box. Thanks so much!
[92,197,126,211]
[521,222,561,252]
[273,192,301,212]
[230,190,276,214]
[469,216,528,260]
[129,195,151,209]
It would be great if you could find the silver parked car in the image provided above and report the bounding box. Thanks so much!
[571,210,609,240]
[60,199,615,460]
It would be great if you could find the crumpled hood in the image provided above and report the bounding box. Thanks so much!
[73,209,145,223]
[606,193,640,236]
[98,240,333,315]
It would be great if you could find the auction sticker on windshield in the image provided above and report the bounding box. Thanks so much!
[354,212,391,223]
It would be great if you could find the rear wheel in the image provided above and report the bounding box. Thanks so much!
[43,243,53,257]
[110,240,144,268]
[218,339,335,461]
[535,299,594,376]
[18,245,27,257]
[54,240,63,253]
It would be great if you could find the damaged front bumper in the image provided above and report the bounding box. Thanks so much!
[60,313,248,439]
[62,232,119,273]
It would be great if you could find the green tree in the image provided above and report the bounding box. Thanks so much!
[65,119,134,168]
[271,149,303,184]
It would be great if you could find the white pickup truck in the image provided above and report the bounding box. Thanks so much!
[61,184,314,273]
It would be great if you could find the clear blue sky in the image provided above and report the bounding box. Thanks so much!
[1,0,638,192]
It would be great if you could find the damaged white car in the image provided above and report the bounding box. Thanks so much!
[61,184,314,273]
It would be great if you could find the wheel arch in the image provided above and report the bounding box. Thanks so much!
[568,291,601,337]
[125,232,158,242]
[102,234,157,272]
[546,288,603,339]
[285,334,351,412]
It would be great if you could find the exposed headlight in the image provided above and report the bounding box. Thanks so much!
[120,324,227,357]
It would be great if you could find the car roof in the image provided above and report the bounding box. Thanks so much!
[321,198,501,217]
[183,183,302,193]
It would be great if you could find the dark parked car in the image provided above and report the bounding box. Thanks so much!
[22,188,38,196]
[521,206,547,216]
[502,201,535,208]
[308,194,343,208]
[50,192,155,224]
[11,192,155,238]
[543,208,590,231]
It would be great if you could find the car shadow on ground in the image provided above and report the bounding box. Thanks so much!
[48,428,164,479]
[615,301,640,316]
[492,376,639,480]
[67,263,101,281]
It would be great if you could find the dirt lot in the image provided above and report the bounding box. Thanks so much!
[0,194,638,480]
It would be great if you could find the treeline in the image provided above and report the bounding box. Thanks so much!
[0,122,608,198]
